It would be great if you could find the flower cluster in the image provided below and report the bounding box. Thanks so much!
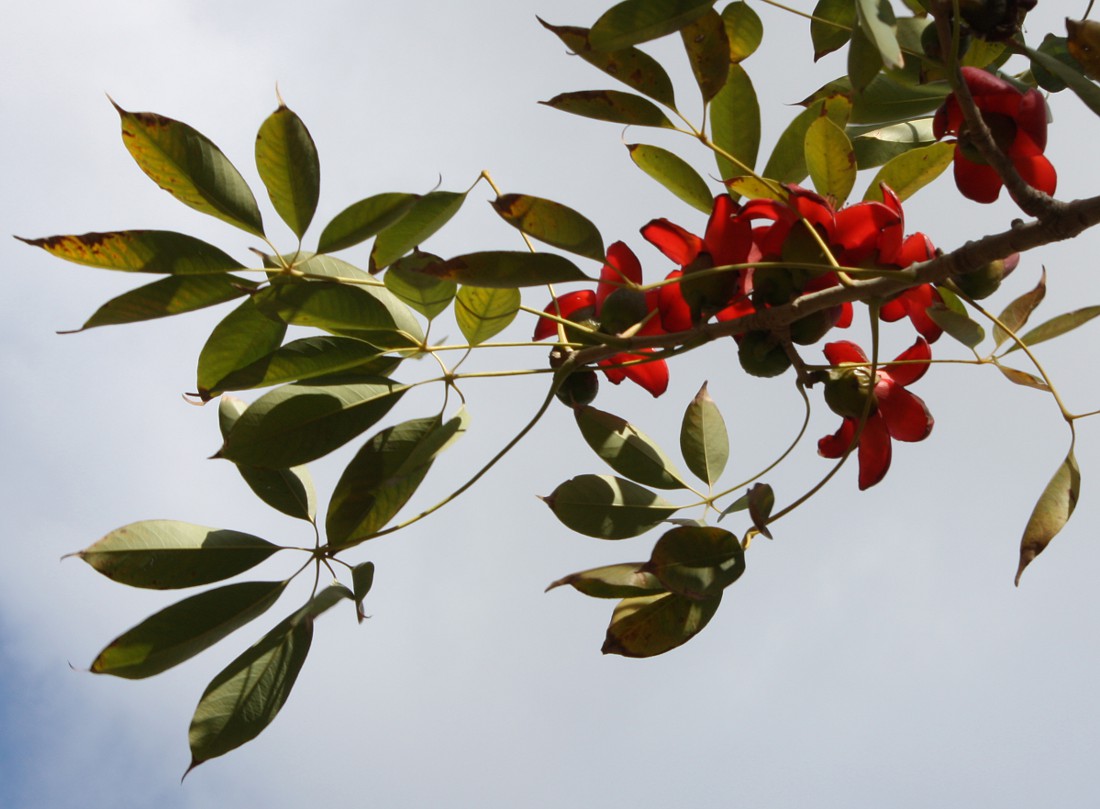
[933,66,1056,204]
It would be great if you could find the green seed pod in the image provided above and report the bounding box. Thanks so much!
[598,288,649,335]
[737,331,792,378]
[555,369,600,408]
[823,366,877,420]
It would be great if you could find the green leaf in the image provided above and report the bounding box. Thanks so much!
[627,143,713,213]
[537,19,677,107]
[1030,35,1077,93]
[1016,448,1080,586]
[256,280,424,349]
[718,491,750,520]
[589,0,715,51]
[847,23,883,93]
[326,408,469,548]
[811,0,855,60]
[994,363,1050,393]
[218,396,317,521]
[644,525,745,599]
[805,116,856,204]
[574,406,688,490]
[855,0,902,70]
[710,64,760,181]
[746,482,775,539]
[1006,305,1100,354]
[763,95,852,185]
[863,141,954,201]
[197,297,287,399]
[849,74,948,124]
[217,378,409,468]
[926,304,985,348]
[543,474,678,539]
[411,251,589,288]
[255,104,320,240]
[540,90,675,128]
[64,274,254,331]
[73,520,280,589]
[17,230,244,274]
[208,336,391,397]
[601,591,722,657]
[370,191,467,272]
[994,269,1047,349]
[1022,42,1100,118]
[113,101,264,236]
[491,194,605,261]
[455,286,521,344]
[352,561,375,623]
[186,585,351,771]
[317,193,419,254]
[680,381,729,486]
[290,253,373,281]
[91,580,287,679]
[851,118,935,168]
[384,251,457,320]
[722,2,763,63]
[546,562,664,598]
[681,9,730,103]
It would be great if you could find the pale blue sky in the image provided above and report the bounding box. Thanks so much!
[4,2,1100,807]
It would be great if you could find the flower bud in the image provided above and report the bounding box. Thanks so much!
[789,306,843,346]
[555,369,599,407]
[598,288,649,335]
[823,366,877,420]
[737,331,792,378]
[957,0,1035,41]
[943,253,1019,300]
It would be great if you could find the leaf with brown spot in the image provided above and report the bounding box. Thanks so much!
[601,591,722,657]
[491,194,605,261]
[680,8,730,103]
[413,251,588,288]
[540,90,675,128]
[17,230,244,274]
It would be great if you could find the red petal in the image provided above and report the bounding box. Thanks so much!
[598,241,642,307]
[658,270,693,332]
[818,418,857,459]
[954,152,1003,204]
[1015,154,1057,197]
[835,201,897,264]
[835,302,853,329]
[1014,88,1049,153]
[600,352,669,397]
[823,340,868,366]
[883,336,931,386]
[879,298,908,323]
[876,381,934,442]
[533,289,597,340]
[704,195,752,267]
[856,413,892,490]
[641,219,704,267]
[891,232,936,268]
[900,285,943,343]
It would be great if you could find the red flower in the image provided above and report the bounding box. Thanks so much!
[818,338,934,490]
[933,66,1057,204]
[533,241,669,397]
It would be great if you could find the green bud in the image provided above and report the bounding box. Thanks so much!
[737,331,792,378]
[598,288,648,335]
[555,369,600,408]
[823,366,877,420]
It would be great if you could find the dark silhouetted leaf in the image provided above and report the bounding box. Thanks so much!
[255,104,319,240]
[353,561,375,623]
[542,474,678,539]
[680,382,729,486]
[540,90,675,128]
[575,406,687,489]
[318,193,419,254]
[602,591,721,657]
[209,337,390,397]
[926,304,985,349]
[849,74,948,124]
[627,143,713,213]
[847,24,883,93]
[644,525,745,599]
[811,0,855,60]
[217,378,409,468]
[370,191,467,271]
[1004,305,1100,354]
[588,0,715,51]
[710,65,760,181]
[994,269,1047,349]
[65,274,254,331]
[91,580,287,679]
[455,286,521,344]
[384,251,457,320]
[197,297,287,398]
[74,521,280,590]
[412,251,588,288]
[746,482,775,538]
[681,9,730,103]
[492,194,605,261]
[722,2,763,63]
[718,491,750,520]
[1016,448,1080,585]
[113,101,264,236]
[17,230,244,274]
[546,563,664,598]
[1022,42,1100,117]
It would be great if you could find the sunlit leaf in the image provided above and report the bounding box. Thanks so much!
[326,408,469,547]
[725,175,786,201]
[1016,448,1080,585]
[455,286,521,344]
[537,19,676,107]
[370,191,467,271]
[491,194,605,261]
[681,9,730,103]
[627,143,712,213]
[994,363,1050,392]
[216,378,409,468]
[1004,305,1100,354]
[710,64,760,181]
[288,252,373,281]
[186,585,351,772]
[540,90,676,128]
[680,381,729,486]
[91,580,287,679]
[73,520,280,589]
[542,474,678,539]
[994,269,1047,349]
[601,591,721,657]
[17,230,244,274]
[113,101,264,236]
[575,406,688,490]
[722,2,763,63]
[588,0,715,51]
[384,251,457,319]
[855,0,902,70]
[65,274,254,331]
[411,251,589,288]
[218,396,317,521]
[811,0,855,60]
[863,141,954,201]
[764,95,851,185]
[255,104,319,240]
[851,118,935,168]
[197,298,287,399]
[805,116,856,204]
[644,525,745,599]
[546,562,665,598]
[317,193,419,254]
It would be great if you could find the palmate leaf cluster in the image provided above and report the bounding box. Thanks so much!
[21,0,1100,771]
